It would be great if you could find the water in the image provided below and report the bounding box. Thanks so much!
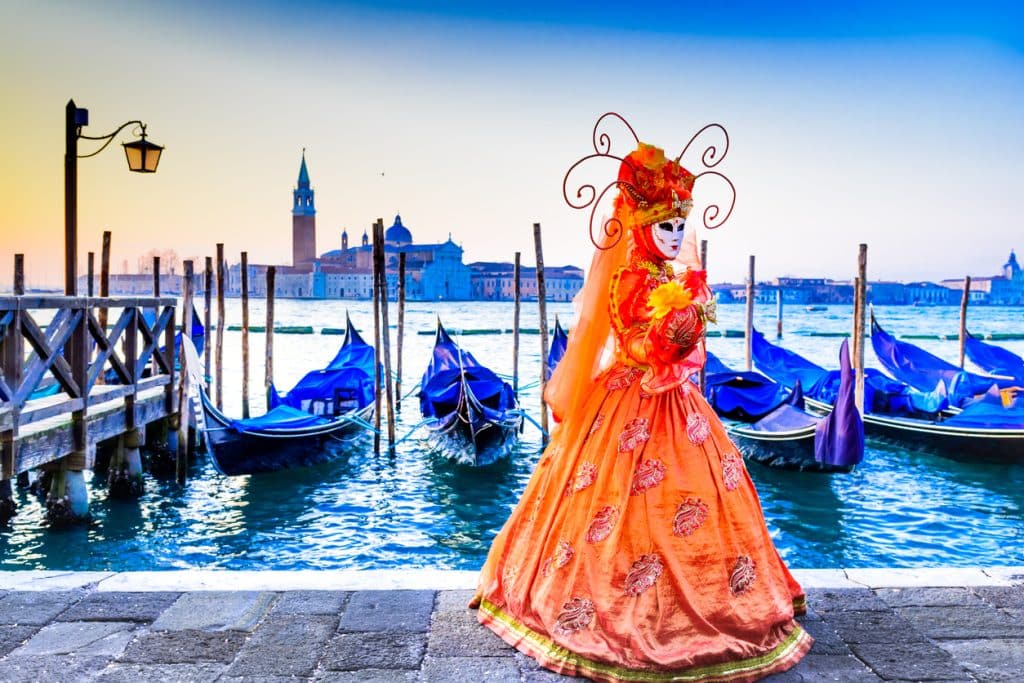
[2,302,1023,570]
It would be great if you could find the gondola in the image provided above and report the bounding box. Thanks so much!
[706,346,863,473]
[199,390,373,476]
[419,320,521,467]
[546,317,568,380]
[870,313,1014,405]
[197,315,376,476]
[753,328,1024,463]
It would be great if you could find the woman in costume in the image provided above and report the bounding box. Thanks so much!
[471,118,812,682]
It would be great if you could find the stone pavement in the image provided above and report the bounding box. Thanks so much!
[0,570,1021,682]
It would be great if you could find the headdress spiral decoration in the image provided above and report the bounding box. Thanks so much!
[562,112,736,249]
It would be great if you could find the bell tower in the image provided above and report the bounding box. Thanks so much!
[292,149,317,265]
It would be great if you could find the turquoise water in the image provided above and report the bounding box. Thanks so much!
[2,301,1023,570]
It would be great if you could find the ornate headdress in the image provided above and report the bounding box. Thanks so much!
[614,142,696,228]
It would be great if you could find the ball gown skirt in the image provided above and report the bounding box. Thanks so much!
[473,365,812,682]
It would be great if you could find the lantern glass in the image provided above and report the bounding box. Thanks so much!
[122,138,163,173]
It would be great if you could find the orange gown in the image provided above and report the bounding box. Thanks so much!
[473,250,812,682]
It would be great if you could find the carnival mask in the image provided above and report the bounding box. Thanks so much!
[650,218,686,259]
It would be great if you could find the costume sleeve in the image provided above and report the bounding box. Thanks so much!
[610,268,704,367]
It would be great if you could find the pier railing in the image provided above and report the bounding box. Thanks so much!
[0,295,178,477]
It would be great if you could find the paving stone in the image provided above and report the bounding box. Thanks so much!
[93,662,228,682]
[806,588,889,613]
[514,650,544,671]
[895,604,1024,639]
[220,677,312,683]
[224,614,336,678]
[118,629,247,664]
[522,668,569,682]
[874,586,988,608]
[321,630,426,670]
[799,618,850,656]
[937,637,1024,681]
[428,609,514,657]
[762,654,882,682]
[434,590,476,613]
[419,655,521,682]
[150,591,276,631]
[0,654,113,682]
[850,641,973,681]
[0,590,84,625]
[820,609,926,645]
[796,604,822,622]
[270,590,349,616]
[11,620,136,657]
[0,625,39,657]
[57,591,181,623]
[313,669,418,682]
[972,584,1024,609]
[338,590,434,633]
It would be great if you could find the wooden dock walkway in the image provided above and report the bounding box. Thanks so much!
[1,296,180,513]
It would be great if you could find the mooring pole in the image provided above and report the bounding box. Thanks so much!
[87,252,94,297]
[265,265,276,397]
[374,219,396,449]
[959,275,972,368]
[776,287,784,339]
[855,244,868,414]
[176,260,195,484]
[396,252,406,413]
[371,223,382,455]
[534,223,550,443]
[513,251,521,396]
[215,243,225,410]
[98,230,111,333]
[204,256,213,382]
[240,252,250,419]
[745,255,755,371]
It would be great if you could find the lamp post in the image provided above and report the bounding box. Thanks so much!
[65,98,163,295]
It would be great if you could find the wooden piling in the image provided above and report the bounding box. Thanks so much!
[371,224,382,454]
[396,252,406,412]
[776,288,784,339]
[513,251,521,396]
[534,223,550,442]
[699,240,708,395]
[745,255,755,371]
[4,256,25,496]
[959,276,972,368]
[855,244,868,414]
[374,220,396,448]
[265,265,276,395]
[152,256,160,296]
[204,256,213,381]
[98,230,111,334]
[176,260,195,483]
[215,243,225,410]
[87,252,94,297]
[240,251,250,419]
[852,276,861,376]
[13,254,24,296]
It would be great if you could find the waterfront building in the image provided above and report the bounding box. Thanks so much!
[468,262,584,302]
[941,250,1024,305]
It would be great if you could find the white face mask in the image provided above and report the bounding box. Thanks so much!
[650,218,686,259]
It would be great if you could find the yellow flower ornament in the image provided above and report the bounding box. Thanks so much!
[647,281,694,320]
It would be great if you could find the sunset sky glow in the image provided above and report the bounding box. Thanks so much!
[1,1,1022,288]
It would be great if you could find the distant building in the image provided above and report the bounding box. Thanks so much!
[941,250,1024,305]
[469,262,584,302]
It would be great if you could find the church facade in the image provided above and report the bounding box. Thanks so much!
[228,153,473,300]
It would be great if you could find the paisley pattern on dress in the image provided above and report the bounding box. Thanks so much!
[542,540,575,577]
[618,418,651,453]
[624,554,664,596]
[585,505,620,544]
[730,555,757,595]
[605,365,643,391]
[672,498,709,537]
[686,413,710,445]
[501,563,519,606]
[630,458,666,495]
[722,453,744,491]
[588,413,606,437]
[554,597,596,634]
[571,462,598,493]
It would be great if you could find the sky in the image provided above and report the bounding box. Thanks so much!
[1,0,1023,289]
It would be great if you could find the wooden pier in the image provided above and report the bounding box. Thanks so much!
[0,295,178,492]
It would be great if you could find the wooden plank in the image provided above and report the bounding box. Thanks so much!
[86,308,133,389]
[17,309,82,402]
[136,306,174,377]
[20,397,85,425]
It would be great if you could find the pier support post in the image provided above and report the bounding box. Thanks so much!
[0,478,15,524]
[109,428,144,498]
[46,468,90,525]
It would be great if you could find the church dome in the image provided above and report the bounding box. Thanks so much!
[385,214,413,245]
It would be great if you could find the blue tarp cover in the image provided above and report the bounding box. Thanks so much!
[231,404,329,432]
[965,333,1024,384]
[546,320,568,380]
[704,351,790,421]
[942,386,1024,429]
[419,324,516,421]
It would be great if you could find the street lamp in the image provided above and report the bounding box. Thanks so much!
[65,98,164,295]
